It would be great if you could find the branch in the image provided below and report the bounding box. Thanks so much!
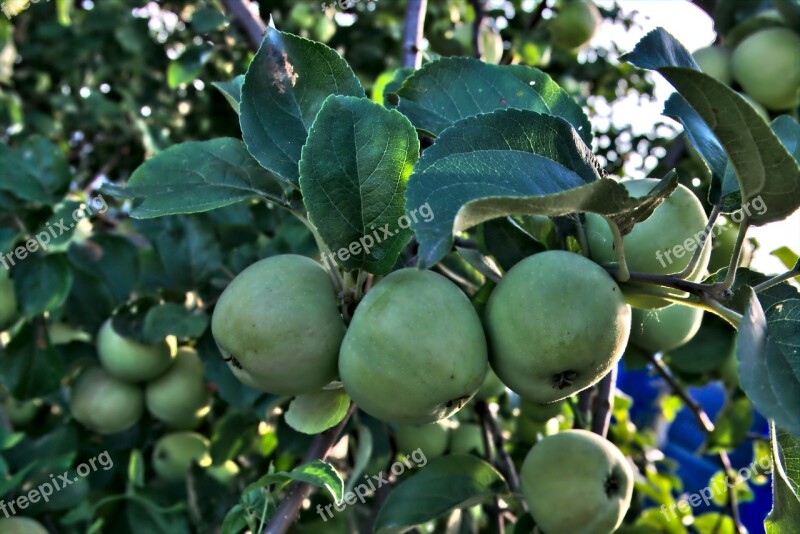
[469,0,486,60]
[475,401,522,499]
[590,366,616,438]
[478,415,505,533]
[402,0,428,68]
[220,0,266,52]
[527,0,549,30]
[262,404,356,534]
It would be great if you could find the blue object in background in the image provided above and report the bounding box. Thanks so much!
[617,363,772,532]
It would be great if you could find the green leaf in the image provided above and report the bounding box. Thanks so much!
[667,316,734,375]
[246,460,344,504]
[707,396,754,452]
[375,455,509,533]
[284,388,351,435]
[191,7,227,33]
[13,254,73,316]
[167,44,211,88]
[622,28,800,225]
[771,246,800,271]
[1,322,65,400]
[142,303,209,344]
[737,288,800,437]
[128,449,146,490]
[406,109,677,269]
[240,28,365,185]
[765,422,800,532]
[67,234,140,304]
[299,96,419,274]
[121,138,285,218]
[0,136,71,205]
[212,76,244,114]
[394,57,550,136]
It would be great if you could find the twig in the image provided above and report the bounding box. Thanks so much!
[527,0,549,30]
[402,0,428,68]
[220,0,267,52]
[717,450,745,534]
[606,218,630,282]
[475,401,522,498]
[478,415,505,534]
[469,0,486,60]
[262,404,356,534]
[752,268,800,293]
[714,217,750,294]
[590,366,616,438]
[675,204,721,279]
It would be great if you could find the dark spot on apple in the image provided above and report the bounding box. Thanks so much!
[604,473,620,497]
[552,370,577,389]
[444,395,471,410]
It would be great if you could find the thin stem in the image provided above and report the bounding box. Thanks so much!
[575,216,591,258]
[219,0,267,51]
[402,0,428,68]
[262,404,356,534]
[290,209,343,294]
[478,415,505,534]
[475,401,523,504]
[717,217,750,293]
[703,298,743,328]
[590,366,616,438]
[646,352,715,433]
[606,218,630,282]
[717,450,745,534]
[527,0,549,30]
[675,204,721,279]
[752,268,800,293]
[469,0,486,60]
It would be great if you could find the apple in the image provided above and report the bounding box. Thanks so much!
[146,347,211,429]
[584,179,710,309]
[395,422,450,460]
[152,431,212,482]
[70,366,144,434]
[474,369,506,400]
[449,423,486,456]
[0,268,19,330]
[97,318,175,383]
[520,398,565,423]
[3,396,42,426]
[485,251,630,403]
[692,45,732,85]
[521,430,634,534]
[548,0,602,50]
[732,28,800,110]
[212,255,345,396]
[630,304,704,354]
[208,460,240,485]
[339,268,488,425]
[0,517,48,534]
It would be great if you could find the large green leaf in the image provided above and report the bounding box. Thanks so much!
[622,28,800,225]
[246,460,344,504]
[116,138,285,219]
[737,288,800,437]
[300,96,419,274]
[406,109,677,269]
[765,423,800,532]
[13,253,73,316]
[0,136,70,205]
[374,455,508,533]
[1,322,65,401]
[240,28,365,185]
[393,57,550,136]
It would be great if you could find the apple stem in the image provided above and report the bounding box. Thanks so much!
[751,268,800,294]
[712,216,750,295]
[575,216,591,259]
[674,203,721,279]
[605,217,630,282]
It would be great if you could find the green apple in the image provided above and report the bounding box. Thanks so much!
[152,431,212,482]
[521,430,634,534]
[395,422,450,460]
[485,251,630,403]
[339,268,488,425]
[630,304,704,354]
[474,369,506,400]
[97,318,175,382]
[0,268,19,330]
[449,423,486,456]
[70,366,144,434]
[585,179,710,309]
[548,0,602,50]
[732,28,800,110]
[146,347,211,429]
[212,255,345,396]
[0,517,49,534]
[208,460,240,485]
[520,398,565,423]
[3,396,42,426]
[692,45,732,84]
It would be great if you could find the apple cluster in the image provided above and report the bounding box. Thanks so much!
[210,178,717,533]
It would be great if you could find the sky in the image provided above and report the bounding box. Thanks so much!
[593,0,800,275]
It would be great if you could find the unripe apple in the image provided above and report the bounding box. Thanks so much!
[585,179,710,309]
[70,366,144,434]
[208,460,240,485]
[0,268,19,330]
[630,304,704,354]
[146,347,211,429]
[395,422,450,460]
[485,251,630,403]
[0,517,49,534]
[3,396,42,426]
[521,430,634,534]
[152,431,212,482]
[692,45,732,85]
[339,269,488,425]
[548,0,602,50]
[97,319,175,382]
[474,369,506,400]
[212,255,345,395]
[449,423,486,456]
[520,398,565,423]
[732,28,800,110]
